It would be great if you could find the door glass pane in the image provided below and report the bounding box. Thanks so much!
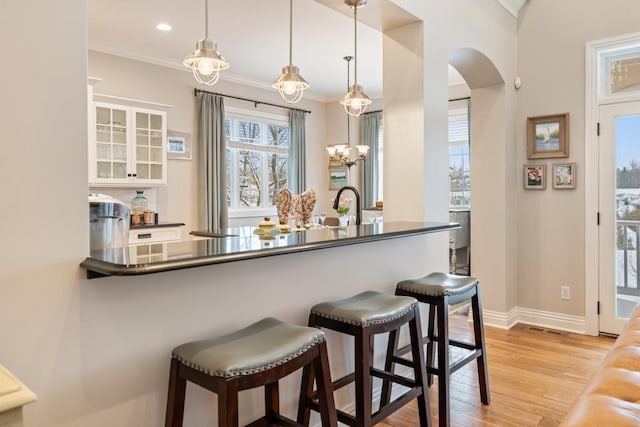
[136,112,148,129]
[136,146,149,162]
[113,127,126,144]
[113,162,127,179]
[136,164,149,180]
[615,114,640,318]
[610,57,640,95]
[112,109,126,126]
[149,114,162,130]
[150,164,163,180]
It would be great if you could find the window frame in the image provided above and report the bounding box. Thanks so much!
[225,107,290,218]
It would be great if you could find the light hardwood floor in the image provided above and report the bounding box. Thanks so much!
[379,312,615,427]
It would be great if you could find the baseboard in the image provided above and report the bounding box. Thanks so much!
[515,307,587,334]
[483,306,586,334]
[483,307,518,329]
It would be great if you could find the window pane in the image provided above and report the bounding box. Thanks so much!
[267,125,289,148]
[267,153,288,205]
[224,119,231,140]
[237,149,262,207]
[238,121,261,144]
[225,148,232,207]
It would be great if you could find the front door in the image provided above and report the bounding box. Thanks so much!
[599,101,640,334]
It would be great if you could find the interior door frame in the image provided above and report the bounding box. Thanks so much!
[585,32,640,335]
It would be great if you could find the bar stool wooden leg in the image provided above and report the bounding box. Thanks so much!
[472,291,490,404]
[436,297,450,427]
[218,382,239,427]
[426,304,437,387]
[380,328,400,407]
[409,305,431,427]
[165,358,186,427]
[355,330,374,427]
[314,341,339,427]
[296,362,314,425]
[265,381,279,422]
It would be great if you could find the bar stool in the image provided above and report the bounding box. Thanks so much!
[165,317,337,427]
[391,272,490,427]
[297,291,431,427]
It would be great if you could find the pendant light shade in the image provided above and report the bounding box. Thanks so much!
[184,0,230,86]
[340,0,371,116]
[273,0,309,103]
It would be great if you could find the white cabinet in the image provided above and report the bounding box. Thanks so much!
[89,101,167,186]
[128,225,182,245]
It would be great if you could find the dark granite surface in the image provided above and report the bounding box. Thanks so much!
[81,221,458,278]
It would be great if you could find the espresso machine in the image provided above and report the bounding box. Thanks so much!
[89,194,130,264]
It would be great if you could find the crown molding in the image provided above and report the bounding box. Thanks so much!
[495,0,527,18]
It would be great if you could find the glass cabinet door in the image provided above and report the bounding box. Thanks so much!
[95,104,129,181]
[134,110,165,183]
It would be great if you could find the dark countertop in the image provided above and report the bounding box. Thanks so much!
[81,221,458,279]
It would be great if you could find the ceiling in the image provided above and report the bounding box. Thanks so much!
[88,0,523,102]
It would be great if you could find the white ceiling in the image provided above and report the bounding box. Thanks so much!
[88,0,523,102]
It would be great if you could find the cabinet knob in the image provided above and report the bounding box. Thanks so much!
[133,173,137,177]
[127,173,132,177]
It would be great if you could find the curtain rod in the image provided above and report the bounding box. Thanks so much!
[193,88,311,114]
[362,109,382,115]
[449,96,471,102]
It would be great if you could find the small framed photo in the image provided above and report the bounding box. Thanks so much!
[167,130,191,160]
[552,162,576,189]
[524,164,545,190]
[328,166,348,190]
[527,113,569,159]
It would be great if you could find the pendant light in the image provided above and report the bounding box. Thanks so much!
[183,0,230,86]
[326,56,370,168]
[272,0,309,103]
[340,0,372,117]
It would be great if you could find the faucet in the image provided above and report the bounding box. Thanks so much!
[333,185,361,225]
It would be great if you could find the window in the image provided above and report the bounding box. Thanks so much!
[224,108,289,216]
[448,100,470,207]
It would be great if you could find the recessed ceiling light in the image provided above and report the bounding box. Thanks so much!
[156,23,172,32]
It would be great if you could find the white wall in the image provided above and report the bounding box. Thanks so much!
[88,51,329,232]
[516,0,640,316]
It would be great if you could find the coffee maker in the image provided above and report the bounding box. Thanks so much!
[89,194,130,264]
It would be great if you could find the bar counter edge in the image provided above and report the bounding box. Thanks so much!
[80,221,459,278]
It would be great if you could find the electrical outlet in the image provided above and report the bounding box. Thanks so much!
[561,286,570,300]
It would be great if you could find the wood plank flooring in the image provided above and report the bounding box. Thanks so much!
[378,312,615,427]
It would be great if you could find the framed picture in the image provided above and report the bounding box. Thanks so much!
[552,162,576,189]
[167,130,191,160]
[527,113,569,159]
[328,166,348,190]
[524,164,545,190]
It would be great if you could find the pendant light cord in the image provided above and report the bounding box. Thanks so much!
[345,56,352,146]
[204,0,209,39]
[289,0,293,66]
[353,4,358,86]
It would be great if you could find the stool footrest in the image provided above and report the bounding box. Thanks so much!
[449,338,476,351]
[331,372,355,392]
[245,414,302,427]
[427,349,482,376]
[370,367,417,389]
[390,355,415,368]
[371,387,422,424]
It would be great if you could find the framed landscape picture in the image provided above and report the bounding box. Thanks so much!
[328,167,348,190]
[167,130,191,160]
[527,113,569,159]
[524,164,545,190]
[552,162,576,189]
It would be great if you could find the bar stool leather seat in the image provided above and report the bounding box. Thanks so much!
[397,272,478,299]
[165,317,337,427]
[298,291,431,427]
[310,290,419,326]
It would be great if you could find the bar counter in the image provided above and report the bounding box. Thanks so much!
[81,221,457,278]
